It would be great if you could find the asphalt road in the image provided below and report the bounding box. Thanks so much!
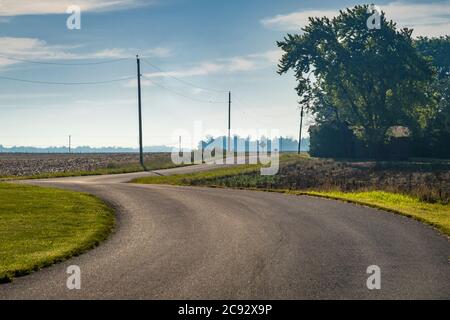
[1,163,449,299]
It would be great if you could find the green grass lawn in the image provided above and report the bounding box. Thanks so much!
[133,164,450,237]
[0,183,114,282]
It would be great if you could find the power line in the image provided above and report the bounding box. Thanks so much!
[141,74,226,104]
[141,58,228,93]
[0,54,130,66]
[232,95,273,128]
[0,75,135,85]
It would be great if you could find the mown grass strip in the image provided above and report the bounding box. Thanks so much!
[0,183,115,283]
[132,165,261,186]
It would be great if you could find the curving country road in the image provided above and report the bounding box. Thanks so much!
[1,164,449,299]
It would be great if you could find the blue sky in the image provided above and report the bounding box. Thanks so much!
[0,0,449,148]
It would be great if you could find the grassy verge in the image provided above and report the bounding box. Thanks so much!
[133,164,450,237]
[289,190,450,237]
[0,183,115,283]
[132,164,261,185]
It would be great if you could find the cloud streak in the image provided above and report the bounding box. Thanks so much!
[0,37,171,67]
[143,49,282,79]
[261,9,338,32]
[261,1,450,37]
[0,0,151,16]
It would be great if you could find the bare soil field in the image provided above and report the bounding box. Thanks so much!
[2,153,449,203]
[0,153,175,178]
[279,157,450,203]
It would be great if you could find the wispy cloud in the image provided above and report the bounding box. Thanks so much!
[261,1,450,37]
[0,0,152,16]
[145,62,224,78]
[0,37,171,67]
[382,1,450,37]
[123,78,154,88]
[261,9,338,32]
[0,37,75,67]
[143,49,282,79]
[91,47,172,59]
[248,50,283,64]
[227,57,256,72]
[0,93,65,99]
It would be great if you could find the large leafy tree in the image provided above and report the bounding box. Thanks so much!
[277,5,436,157]
[415,36,450,157]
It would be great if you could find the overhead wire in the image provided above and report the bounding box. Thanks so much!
[141,74,226,104]
[141,58,228,93]
[232,94,274,128]
[0,75,135,85]
[0,54,134,85]
[0,54,130,66]
[0,53,285,147]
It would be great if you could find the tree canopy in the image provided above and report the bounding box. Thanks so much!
[414,36,450,157]
[277,5,448,158]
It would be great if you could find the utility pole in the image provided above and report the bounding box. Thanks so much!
[136,55,146,170]
[68,135,71,154]
[280,136,283,153]
[179,136,182,154]
[201,141,205,164]
[298,105,304,155]
[228,91,231,152]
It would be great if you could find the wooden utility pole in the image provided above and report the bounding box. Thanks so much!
[298,105,304,155]
[280,136,283,153]
[136,55,146,170]
[228,91,231,152]
[68,135,71,153]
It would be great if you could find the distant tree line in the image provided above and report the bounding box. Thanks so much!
[198,136,310,152]
[278,5,450,159]
[0,145,173,153]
